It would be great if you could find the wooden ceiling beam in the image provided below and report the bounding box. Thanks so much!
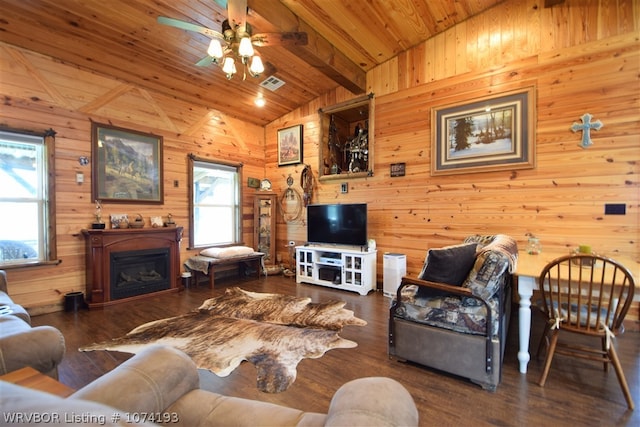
[247,0,366,94]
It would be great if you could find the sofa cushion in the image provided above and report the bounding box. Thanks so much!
[463,251,510,301]
[416,243,477,298]
[0,382,156,426]
[0,291,30,324]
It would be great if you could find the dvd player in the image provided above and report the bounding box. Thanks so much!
[319,257,343,265]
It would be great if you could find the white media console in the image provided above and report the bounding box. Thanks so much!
[295,245,377,295]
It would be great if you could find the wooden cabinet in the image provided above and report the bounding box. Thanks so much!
[318,93,374,180]
[296,246,376,295]
[254,192,277,264]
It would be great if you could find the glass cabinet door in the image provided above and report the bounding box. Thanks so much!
[343,254,363,286]
[254,193,276,264]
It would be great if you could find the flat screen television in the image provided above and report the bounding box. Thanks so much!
[307,203,367,247]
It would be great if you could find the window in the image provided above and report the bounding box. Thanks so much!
[0,129,57,266]
[189,156,242,248]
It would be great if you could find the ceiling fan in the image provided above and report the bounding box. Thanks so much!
[157,0,308,80]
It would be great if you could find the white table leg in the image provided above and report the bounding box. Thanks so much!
[517,276,535,374]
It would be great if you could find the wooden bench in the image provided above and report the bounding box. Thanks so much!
[184,253,265,289]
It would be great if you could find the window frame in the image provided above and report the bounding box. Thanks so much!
[188,155,243,249]
[0,128,58,268]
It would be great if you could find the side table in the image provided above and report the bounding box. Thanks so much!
[0,366,75,397]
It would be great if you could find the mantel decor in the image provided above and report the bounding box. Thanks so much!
[431,86,535,176]
[91,122,164,203]
[277,124,303,166]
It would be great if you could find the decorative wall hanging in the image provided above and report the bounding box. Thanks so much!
[571,113,602,148]
[431,86,535,176]
[92,122,163,204]
[277,124,303,166]
[390,163,406,177]
[318,93,374,180]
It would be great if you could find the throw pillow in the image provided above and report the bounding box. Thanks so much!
[416,242,478,298]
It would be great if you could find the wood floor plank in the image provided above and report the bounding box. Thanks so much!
[30,276,639,425]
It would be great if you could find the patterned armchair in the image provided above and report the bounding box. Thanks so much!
[388,235,517,391]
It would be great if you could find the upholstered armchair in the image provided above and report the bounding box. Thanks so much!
[389,235,517,391]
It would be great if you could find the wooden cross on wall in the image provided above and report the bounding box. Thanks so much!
[571,113,603,148]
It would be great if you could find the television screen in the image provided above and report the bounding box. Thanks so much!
[307,203,367,246]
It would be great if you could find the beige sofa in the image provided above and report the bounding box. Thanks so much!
[0,270,66,378]
[1,345,420,426]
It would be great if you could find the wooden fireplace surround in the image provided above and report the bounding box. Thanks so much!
[82,227,183,308]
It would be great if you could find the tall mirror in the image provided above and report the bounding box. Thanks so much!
[318,93,374,180]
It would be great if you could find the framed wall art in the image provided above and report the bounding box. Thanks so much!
[431,86,535,176]
[91,122,164,203]
[277,124,303,166]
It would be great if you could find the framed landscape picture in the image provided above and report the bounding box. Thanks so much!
[431,86,535,176]
[91,122,163,203]
[277,124,303,166]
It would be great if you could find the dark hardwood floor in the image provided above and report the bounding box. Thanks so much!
[31,275,639,426]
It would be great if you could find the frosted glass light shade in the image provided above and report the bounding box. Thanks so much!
[238,37,254,57]
[207,39,224,59]
[249,56,264,75]
[222,57,236,76]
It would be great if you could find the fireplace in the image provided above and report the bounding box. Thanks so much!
[82,227,182,308]
[110,248,170,300]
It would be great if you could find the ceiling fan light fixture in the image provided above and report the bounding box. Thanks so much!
[238,37,254,57]
[207,39,224,60]
[249,55,264,77]
[222,57,236,78]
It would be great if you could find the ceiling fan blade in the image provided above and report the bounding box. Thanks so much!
[212,0,227,8]
[227,0,248,29]
[157,16,223,39]
[251,32,308,47]
[195,56,215,67]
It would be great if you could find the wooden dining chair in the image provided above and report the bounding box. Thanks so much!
[535,253,635,410]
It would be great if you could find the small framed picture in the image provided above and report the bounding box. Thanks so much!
[277,125,303,166]
[110,214,128,229]
[150,216,163,228]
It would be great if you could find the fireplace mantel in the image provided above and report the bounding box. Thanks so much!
[82,227,183,308]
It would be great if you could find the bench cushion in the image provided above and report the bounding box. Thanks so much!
[200,246,254,259]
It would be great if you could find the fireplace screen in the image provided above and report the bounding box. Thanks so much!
[110,248,170,300]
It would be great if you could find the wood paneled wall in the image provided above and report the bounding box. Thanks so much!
[0,0,638,316]
[0,44,265,313]
[265,0,639,281]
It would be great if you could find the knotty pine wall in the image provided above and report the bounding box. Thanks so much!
[0,0,638,317]
[265,0,639,315]
[0,43,265,314]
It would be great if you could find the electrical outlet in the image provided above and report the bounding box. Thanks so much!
[76,172,84,184]
[173,180,179,188]
[341,183,348,193]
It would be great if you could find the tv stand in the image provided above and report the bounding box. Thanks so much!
[296,246,376,295]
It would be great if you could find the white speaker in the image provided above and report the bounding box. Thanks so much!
[383,253,406,297]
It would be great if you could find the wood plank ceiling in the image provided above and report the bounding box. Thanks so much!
[0,0,508,126]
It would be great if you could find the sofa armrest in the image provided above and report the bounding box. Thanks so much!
[0,325,65,377]
[72,346,199,414]
[325,377,419,427]
[393,276,474,304]
[0,270,7,294]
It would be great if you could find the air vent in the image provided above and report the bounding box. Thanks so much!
[260,76,286,91]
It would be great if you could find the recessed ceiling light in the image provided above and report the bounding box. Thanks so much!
[254,94,266,107]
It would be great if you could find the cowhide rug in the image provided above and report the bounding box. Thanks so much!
[80,287,366,393]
